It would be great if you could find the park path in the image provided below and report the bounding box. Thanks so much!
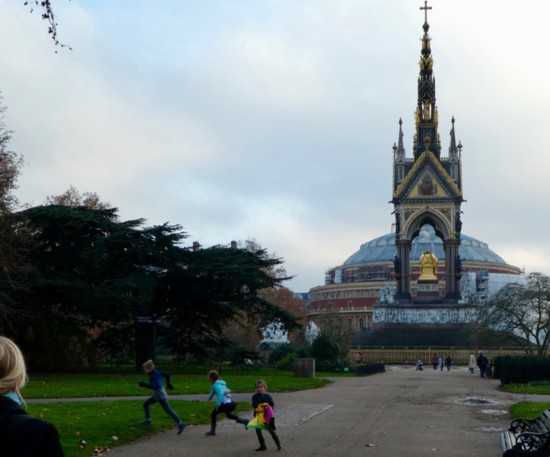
[85,365,531,457]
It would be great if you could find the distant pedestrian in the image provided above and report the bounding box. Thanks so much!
[138,360,186,434]
[432,353,438,370]
[415,359,423,371]
[468,352,476,374]
[205,370,248,436]
[0,336,64,457]
[477,351,489,379]
[445,355,452,371]
[247,379,282,451]
[438,355,444,371]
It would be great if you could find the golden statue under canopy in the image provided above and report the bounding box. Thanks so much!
[419,249,438,281]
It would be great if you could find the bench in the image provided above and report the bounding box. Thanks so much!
[500,410,550,457]
[510,410,550,434]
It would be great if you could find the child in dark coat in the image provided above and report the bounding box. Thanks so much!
[248,379,282,451]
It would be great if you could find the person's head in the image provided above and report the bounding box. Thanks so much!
[0,336,27,395]
[208,370,220,383]
[255,379,267,393]
[142,359,155,374]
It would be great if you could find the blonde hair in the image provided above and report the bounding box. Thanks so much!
[255,379,267,389]
[142,360,155,370]
[0,336,27,395]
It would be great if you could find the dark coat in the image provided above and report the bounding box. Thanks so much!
[252,392,275,409]
[0,396,64,457]
[477,354,488,368]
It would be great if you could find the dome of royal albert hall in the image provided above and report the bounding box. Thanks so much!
[343,225,507,266]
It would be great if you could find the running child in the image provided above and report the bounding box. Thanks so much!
[138,359,186,434]
[205,370,248,436]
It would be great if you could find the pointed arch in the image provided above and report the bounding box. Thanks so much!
[404,210,451,241]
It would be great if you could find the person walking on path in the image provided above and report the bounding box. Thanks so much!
[477,350,489,379]
[247,379,282,452]
[0,336,64,457]
[432,353,438,370]
[445,355,452,371]
[438,355,444,371]
[138,360,186,434]
[468,352,476,374]
[205,370,248,436]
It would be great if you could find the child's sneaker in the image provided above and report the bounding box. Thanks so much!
[177,422,186,434]
[140,419,152,425]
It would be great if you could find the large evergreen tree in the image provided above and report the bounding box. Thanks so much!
[8,205,166,369]
[155,244,299,360]
[5,204,298,370]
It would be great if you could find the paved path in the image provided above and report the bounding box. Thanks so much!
[65,366,541,457]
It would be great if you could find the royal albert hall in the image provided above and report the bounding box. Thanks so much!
[306,7,522,338]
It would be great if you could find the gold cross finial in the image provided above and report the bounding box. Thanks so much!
[420,1,432,23]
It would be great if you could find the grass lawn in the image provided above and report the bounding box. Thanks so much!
[501,383,550,419]
[25,373,330,398]
[503,384,550,396]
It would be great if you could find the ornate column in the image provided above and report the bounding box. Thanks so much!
[444,237,461,303]
[394,238,412,303]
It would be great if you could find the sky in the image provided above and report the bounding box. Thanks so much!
[0,0,549,293]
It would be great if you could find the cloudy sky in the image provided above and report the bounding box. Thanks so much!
[0,0,549,292]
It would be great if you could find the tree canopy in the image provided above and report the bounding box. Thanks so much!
[1,204,299,370]
[484,272,550,356]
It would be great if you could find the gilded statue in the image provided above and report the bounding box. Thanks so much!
[419,249,438,281]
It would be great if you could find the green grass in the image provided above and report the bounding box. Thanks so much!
[502,383,550,395]
[509,401,550,419]
[501,384,550,419]
[25,373,329,398]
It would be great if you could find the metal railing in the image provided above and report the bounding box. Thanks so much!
[349,347,527,365]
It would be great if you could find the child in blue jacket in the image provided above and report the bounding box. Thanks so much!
[138,360,186,434]
[205,370,247,436]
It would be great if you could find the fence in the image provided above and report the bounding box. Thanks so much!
[349,347,528,365]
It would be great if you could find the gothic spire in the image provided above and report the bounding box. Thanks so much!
[448,116,458,160]
[396,118,405,161]
[414,1,441,160]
